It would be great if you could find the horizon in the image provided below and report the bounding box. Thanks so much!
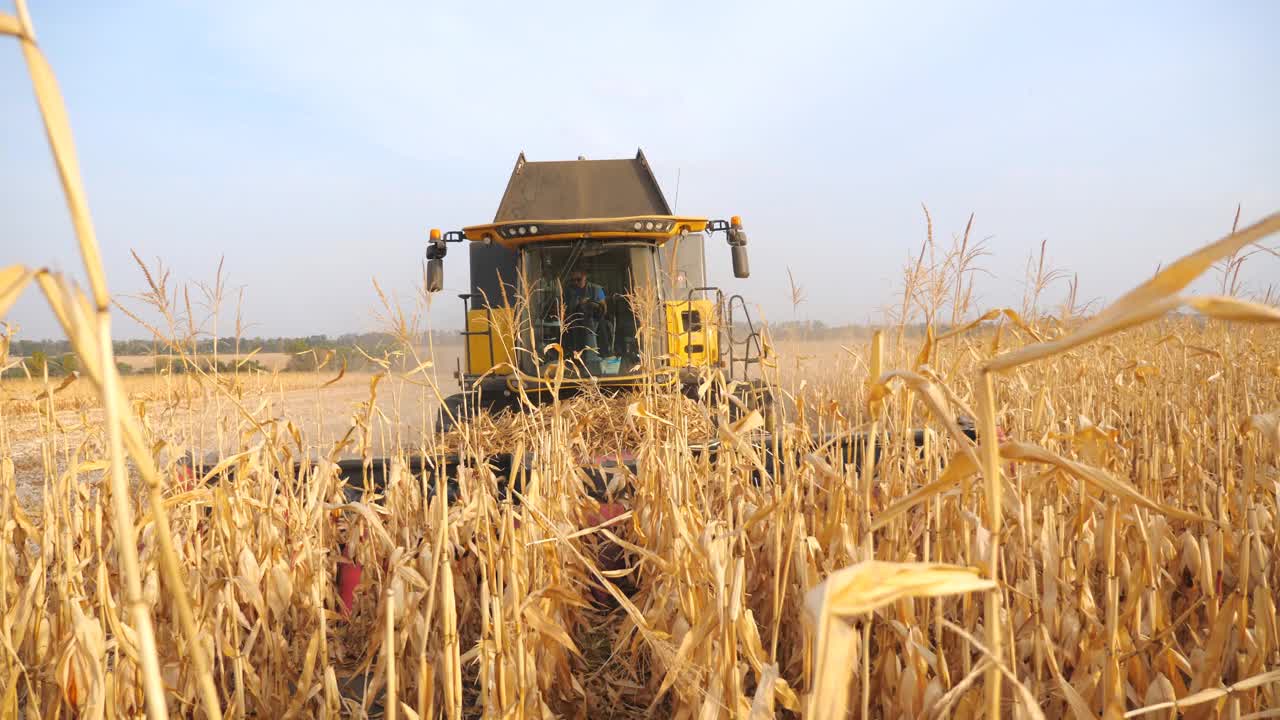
[2,312,1221,356]
[4,1,1278,342]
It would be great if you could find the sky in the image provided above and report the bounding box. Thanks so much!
[3,0,1278,340]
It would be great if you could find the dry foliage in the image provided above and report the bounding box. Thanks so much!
[5,5,1280,718]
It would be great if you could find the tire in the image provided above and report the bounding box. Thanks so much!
[732,379,782,435]
[435,392,473,433]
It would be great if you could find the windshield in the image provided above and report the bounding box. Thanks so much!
[521,241,658,377]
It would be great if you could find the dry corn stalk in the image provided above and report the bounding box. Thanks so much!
[805,561,994,720]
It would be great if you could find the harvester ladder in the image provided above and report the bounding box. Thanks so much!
[725,294,764,383]
[675,288,764,383]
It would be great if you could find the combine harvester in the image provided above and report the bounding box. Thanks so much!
[320,150,785,497]
[427,149,770,430]
[273,152,977,612]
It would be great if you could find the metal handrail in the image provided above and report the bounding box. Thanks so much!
[726,294,764,382]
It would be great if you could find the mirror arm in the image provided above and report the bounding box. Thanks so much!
[425,230,466,260]
[706,218,748,247]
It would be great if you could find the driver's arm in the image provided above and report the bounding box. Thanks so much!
[582,286,606,317]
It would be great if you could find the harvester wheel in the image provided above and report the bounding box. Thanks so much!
[435,392,474,432]
[732,380,782,435]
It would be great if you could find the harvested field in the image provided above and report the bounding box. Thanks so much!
[112,352,294,372]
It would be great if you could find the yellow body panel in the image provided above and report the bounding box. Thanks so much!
[465,306,516,376]
[665,298,719,368]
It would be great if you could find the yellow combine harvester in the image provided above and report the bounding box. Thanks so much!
[426,150,769,428]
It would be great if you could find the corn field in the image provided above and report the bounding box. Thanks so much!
[4,3,1280,718]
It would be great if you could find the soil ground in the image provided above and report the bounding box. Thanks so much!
[2,343,466,508]
[114,351,294,372]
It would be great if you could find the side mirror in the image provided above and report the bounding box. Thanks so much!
[426,258,444,292]
[728,217,750,278]
[731,242,750,279]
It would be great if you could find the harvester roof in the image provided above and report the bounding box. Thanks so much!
[463,150,708,249]
[494,149,670,221]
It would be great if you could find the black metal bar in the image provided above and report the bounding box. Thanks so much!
[728,298,739,378]
[485,305,496,372]
[459,293,473,377]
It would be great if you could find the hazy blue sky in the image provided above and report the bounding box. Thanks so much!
[3,1,1277,340]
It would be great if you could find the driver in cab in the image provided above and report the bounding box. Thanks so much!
[563,269,606,360]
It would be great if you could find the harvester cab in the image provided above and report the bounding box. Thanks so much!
[427,150,767,428]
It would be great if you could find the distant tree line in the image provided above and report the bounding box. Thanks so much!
[0,351,270,379]
[1,351,140,380]
[7,330,457,359]
[765,320,959,341]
